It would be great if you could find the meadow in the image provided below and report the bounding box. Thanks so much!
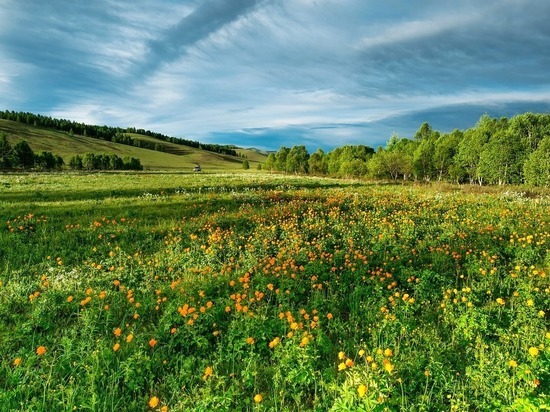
[0,172,548,411]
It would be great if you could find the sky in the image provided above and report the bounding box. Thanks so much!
[1,0,550,151]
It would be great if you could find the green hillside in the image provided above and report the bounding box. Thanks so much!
[0,119,267,171]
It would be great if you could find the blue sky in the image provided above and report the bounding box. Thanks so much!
[1,0,550,151]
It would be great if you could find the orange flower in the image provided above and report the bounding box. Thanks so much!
[149,338,158,348]
[13,357,22,367]
[114,328,122,337]
[36,346,47,356]
[113,343,120,352]
[67,295,74,303]
[148,396,159,408]
[246,337,255,345]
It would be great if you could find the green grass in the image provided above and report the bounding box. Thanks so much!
[0,173,549,411]
[0,120,267,171]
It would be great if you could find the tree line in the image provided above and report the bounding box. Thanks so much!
[263,113,550,186]
[0,110,237,156]
[68,153,143,171]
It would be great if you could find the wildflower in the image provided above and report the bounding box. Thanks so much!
[338,351,346,360]
[383,359,394,373]
[67,295,73,303]
[509,360,518,368]
[300,336,309,347]
[203,366,213,380]
[254,394,262,403]
[338,362,347,371]
[269,337,280,348]
[160,407,168,412]
[358,349,365,357]
[345,358,354,367]
[327,313,333,320]
[148,396,159,408]
[113,343,120,352]
[13,357,22,367]
[384,348,393,357]
[126,334,134,343]
[357,384,367,398]
[246,337,255,345]
[114,328,122,337]
[528,347,539,357]
[496,298,505,306]
[149,338,158,348]
[36,346,47,356]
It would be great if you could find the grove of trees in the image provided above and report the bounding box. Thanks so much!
[264,113,550,186]
[0,133,64,171]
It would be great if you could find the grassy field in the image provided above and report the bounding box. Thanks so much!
[0,172,548,411]
[0,120,266,171]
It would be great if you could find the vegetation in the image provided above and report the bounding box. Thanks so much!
[0,110,237,156]
[0,119,266,171]
[0,173,548,411]
[265,113,550,186]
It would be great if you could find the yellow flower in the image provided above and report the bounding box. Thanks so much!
[358,349,365,357]
[528,347,539,357]
[126,334,134,343]
[546,332,550,340]
[268,337,280,349]
[160,407,168,412]
[148,396,159,408]
[338,351,346,360]
[299,336,309,347]
[338,362,347,371]
[383,359,394,373]
[113,343,120,352]
[508,360,518,368]
[384,348,393,357]
[496,298,505,306]
[357,384,367,398]
[253,394,262,403]
[203,366,213,380]
[246,337,255,345]
[13,357,22,367]
[36,346,47,356]
[67,295,73,303]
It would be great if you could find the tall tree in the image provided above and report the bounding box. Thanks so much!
[286,145,309,174]
[0,132,12,169]
[12,140,35,169]
[523,136,550,186]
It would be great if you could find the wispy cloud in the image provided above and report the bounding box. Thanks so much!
[1,0,549,151]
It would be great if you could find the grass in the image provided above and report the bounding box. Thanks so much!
[0,120,266,171]
[0,172,549,411]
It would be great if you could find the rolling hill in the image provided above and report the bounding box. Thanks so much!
[0,119,267,171]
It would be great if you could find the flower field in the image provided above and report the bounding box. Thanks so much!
[0,173,549,411]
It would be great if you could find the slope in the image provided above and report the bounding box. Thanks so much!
[0,119,266,171]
